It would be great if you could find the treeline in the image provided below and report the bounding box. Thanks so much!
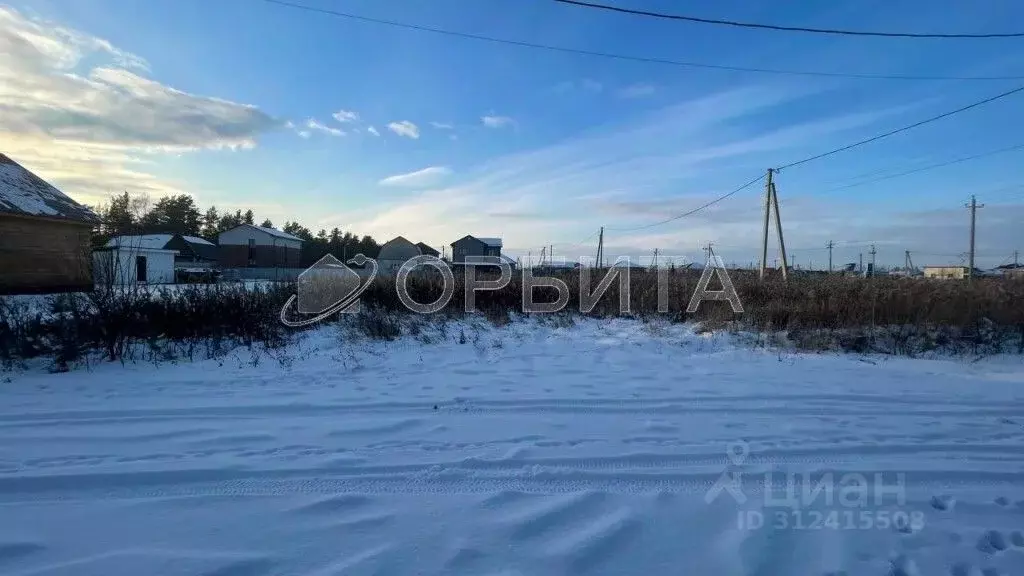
[91,192,383,265]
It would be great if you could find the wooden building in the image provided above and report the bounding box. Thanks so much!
[0,153,99,294]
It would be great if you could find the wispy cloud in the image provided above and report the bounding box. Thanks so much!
[367,125,380,137]
[481,114,515,129]
[305,118,343,136]
[345,84,928,258]
[378,166,452,188]
[387,120,420,139]
[332,109,359,123]
[618,83,656,99]
[0,5,278,206]
[430,121,454,130]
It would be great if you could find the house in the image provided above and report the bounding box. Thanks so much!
[101,234,218,283]
[415,242,440,258]
[0,153,99,294]
[92,243,176,285]
[450,235,502,264]
[996,263,1024,280]
[377,236,422,275]
[218,224,303,269]
[923,265,969,280]
[105,234,217,270]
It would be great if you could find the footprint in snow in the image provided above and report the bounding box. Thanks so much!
[931,495,956,511]
[976,529,1009,553]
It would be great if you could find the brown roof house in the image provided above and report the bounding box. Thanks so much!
[0,153,99,294]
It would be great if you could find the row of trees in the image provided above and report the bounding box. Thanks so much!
[92,192,383,264]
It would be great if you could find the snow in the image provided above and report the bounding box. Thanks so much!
[1,317,1023,575]
[251,225,303,242]
[0,156,97,222]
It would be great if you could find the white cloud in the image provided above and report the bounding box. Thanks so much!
[305,118,344,136]
[332,109,359,123]
[367,125,380,137]
[618,83,656,99]
[342,84,933,257]
[378,166,452,188]
[481,114,514,129]
[387,120,419,139]
[430,121,454,130]
[0,6,279,205]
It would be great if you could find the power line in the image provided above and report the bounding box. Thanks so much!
[257,0,1024,81]
[776,84,1024,171]
[554,0,1024,39]
[819,142,1024,193]
[606,174,766,232]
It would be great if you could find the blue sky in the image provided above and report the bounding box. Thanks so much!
[2,0,1024,267]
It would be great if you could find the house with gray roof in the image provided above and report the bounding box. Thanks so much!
[450,235,503,264]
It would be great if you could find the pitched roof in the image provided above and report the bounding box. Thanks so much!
[181,235,214,246]
[478,237,502,247]
[415,242,440,256]
[248,224,303,241]
[0,153,99,223]
[106,235,176,250]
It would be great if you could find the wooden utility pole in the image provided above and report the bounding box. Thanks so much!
[826,240,834,273]
[759,168,789,281]
[966,195,984,281]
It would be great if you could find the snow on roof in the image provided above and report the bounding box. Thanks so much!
[106,235,175,250]
[478,237,502,247]
[181,235,214,246]
[0,153,98,222]
[250,225,303,242]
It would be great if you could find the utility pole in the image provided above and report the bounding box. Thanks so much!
[759,169,773,280]
[869,244,877,275]
[1015,250,1019,267]
[652,248,659,269]
[966,195,984,281]
[826,240,834,273]
[758,168,789,281]
[859,253,863,273]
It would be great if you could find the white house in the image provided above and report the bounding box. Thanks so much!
[92,243,176,285]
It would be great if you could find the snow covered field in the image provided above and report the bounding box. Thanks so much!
[1,318,1023,576]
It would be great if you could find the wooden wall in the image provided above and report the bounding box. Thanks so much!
[0,214,94,294]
